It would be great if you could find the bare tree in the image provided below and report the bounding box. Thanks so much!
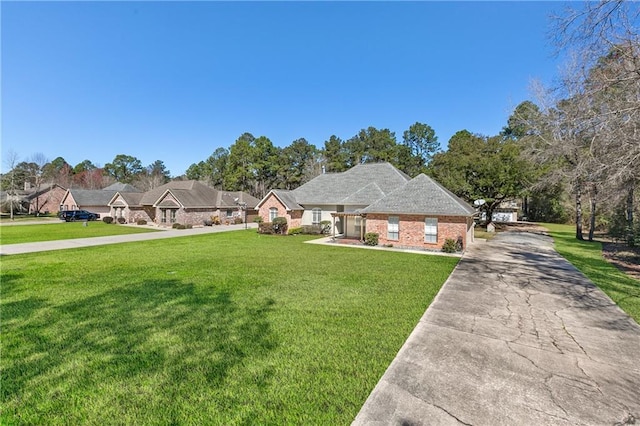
[2,150,20,220]
[540,1,640,241]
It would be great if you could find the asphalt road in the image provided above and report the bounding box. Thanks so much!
[354,231,640,425]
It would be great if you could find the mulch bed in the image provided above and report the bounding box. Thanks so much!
[602,242,640,280]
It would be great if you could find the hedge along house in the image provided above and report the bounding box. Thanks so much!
[360,173,476,250]
[107,180,260,227]
[256,163,411,236]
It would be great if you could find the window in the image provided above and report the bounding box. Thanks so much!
[161,209,167,223]
[312,208,321,224]
[170,209,177,223]
[226,209,233,218]
[355,216,362,235]
[269,207,278,222]
[425,217,438,243]
[387,216,399,240]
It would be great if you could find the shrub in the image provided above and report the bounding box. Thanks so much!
[203,219,213,226]
[186,224,193,229]
[272,217,288,235]
[254,216,264,224]
[136,219,147,225]
[211,216,221,225]
[102,217,114,224]
[234,217,243,225]
[116,217,126,224]
[288,227,302,235]
[364,232,379,246]
[172,223,184,229]
[442,238,462,253]
[258,222,274,234]
[301,224,323,235]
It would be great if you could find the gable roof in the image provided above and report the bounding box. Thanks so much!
[256,189,304,211]
[108,192,144,207]
[361,174,475,217]
[138,180,210,206]
[291,162,410,205]
[24,183,66,201]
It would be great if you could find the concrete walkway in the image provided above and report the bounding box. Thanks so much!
[0,223,257,255]
[354,232,640,425]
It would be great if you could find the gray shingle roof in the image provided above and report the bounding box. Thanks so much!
[292,163,410,205]
[135,180,258,209]
[217,191,261,209]
[361,174,475,216]
[103,182,142,192]
[69,189,117,206]
[273,190,303,210]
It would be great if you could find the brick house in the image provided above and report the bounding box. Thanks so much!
[361,174,476,250]
[107,180,259,227]
[25,183,67,215]
[59,186,133,218]
[257,163,476,251]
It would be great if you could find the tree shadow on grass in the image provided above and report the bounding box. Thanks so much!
[2,279,278,423]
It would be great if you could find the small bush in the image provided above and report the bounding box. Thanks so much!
[203,219,213,226]
[136,219,147,225]
[172,223,184,229]
[301,224,323,235]
[442,238,462,253]
[102,217,114,224]
[272,217,288,235]
[254,216,264,224]
[364,232,379,246]
[288,227,302,235]
[258,222,274,234]
[211,216,221,225]
[234,217,243,225]
[186,224,193,229]
[116,217,126,224]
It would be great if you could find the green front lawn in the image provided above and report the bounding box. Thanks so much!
[0,222,159,245]
[544,223,640,323]
[1,230,459,424]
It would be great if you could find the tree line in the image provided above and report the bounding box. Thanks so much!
[184,122,439,199]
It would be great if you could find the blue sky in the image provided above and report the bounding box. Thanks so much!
[2,1,568,177]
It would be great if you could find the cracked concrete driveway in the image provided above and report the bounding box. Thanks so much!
[353,232,640,425]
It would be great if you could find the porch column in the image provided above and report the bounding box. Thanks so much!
[332,215,336,240]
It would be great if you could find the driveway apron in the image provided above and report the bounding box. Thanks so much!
[354,232,640,425]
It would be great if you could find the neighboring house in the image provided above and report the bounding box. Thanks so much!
[60,183,142,218]
[256,162,476,251]
[108,180,259,226]
[26,183,68,215]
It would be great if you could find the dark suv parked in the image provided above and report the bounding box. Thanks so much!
[59,210,100,222]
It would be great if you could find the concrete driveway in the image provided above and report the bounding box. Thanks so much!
[354,232,640,425]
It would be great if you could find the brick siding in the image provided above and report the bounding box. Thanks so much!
[366,214,472,250]
[258,194,302,228]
